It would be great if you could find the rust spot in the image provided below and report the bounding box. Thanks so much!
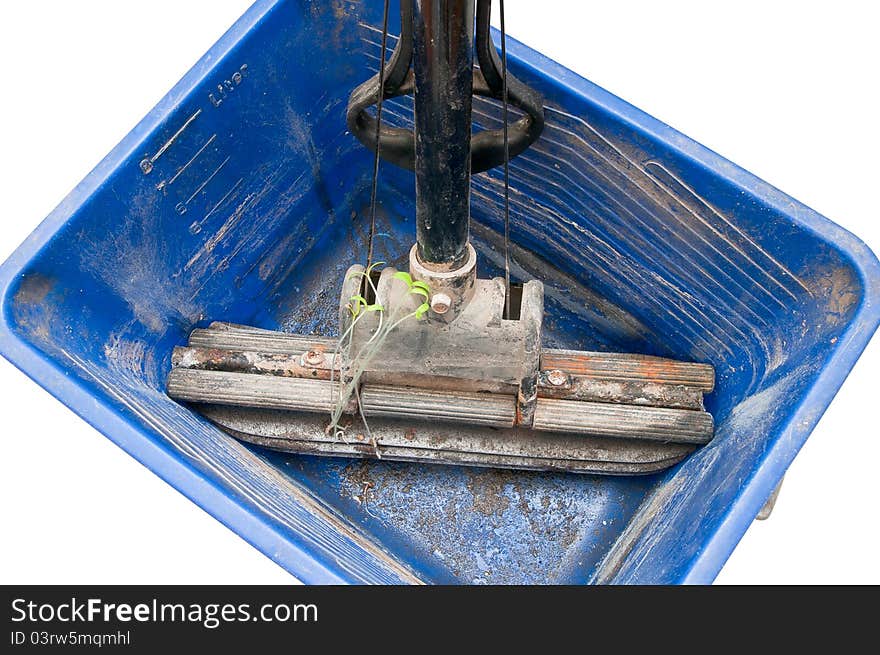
[465,470,512,517]
[404,428,416,441]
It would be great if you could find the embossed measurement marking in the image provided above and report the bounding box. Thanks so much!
[203,177,245,222]
[208,64,249,109]
[157,133,217,193]
[156,63,250,218]
[185,156,231,206]
[139,108,202,174]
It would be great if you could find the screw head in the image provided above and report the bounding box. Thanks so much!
[430,292,452,315]
[546,369,568,387]
[303,350,325,367]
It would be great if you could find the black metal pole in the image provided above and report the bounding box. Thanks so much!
[412,0,475,269]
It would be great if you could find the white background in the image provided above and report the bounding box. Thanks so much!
[0,1,877,584]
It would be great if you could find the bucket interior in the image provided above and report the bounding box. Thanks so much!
[3,0,867,583]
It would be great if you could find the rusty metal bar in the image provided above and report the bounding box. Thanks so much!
[541,349,715,391]
[532,398,714,444]
[167,368,341,413]
[168,370,515,429]
[187,328,335,355]
[538,373,705,410]
[172,346,338,380]
[360,384,515,428]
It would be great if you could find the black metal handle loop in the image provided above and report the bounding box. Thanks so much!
[345,0,544,174]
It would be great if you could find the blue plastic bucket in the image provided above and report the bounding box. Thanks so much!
[1,0,878,583]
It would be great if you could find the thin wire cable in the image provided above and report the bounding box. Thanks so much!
[366,0,392,269]
[500,0,512,318]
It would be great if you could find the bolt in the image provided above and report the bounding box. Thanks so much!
[546,369,568,387]
[139,158,153,174]
[430,292,452,315]
[303,350,325,367]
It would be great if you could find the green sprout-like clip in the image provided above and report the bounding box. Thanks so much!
[393,271,432,320]
[347,294,383,317]
[349,261,386,282]
[392,270,414,287]
[346,261,387,317]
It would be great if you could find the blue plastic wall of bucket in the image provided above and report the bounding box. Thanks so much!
[1,0,878,584]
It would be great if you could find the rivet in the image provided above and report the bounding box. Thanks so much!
[431,292,452,315]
